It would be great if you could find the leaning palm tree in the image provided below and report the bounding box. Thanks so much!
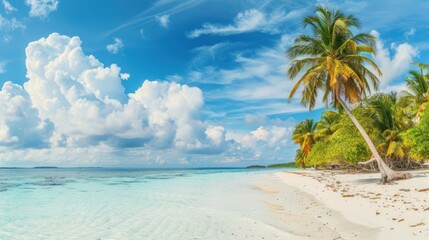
[287,7,411,182]
[292,119,317,167]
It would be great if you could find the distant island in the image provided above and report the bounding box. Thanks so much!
[33,166,58,169]
[246,162,296,169]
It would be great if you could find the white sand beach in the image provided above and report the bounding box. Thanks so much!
[263,169,429,240]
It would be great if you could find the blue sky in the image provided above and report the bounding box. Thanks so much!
[0,0,428,167]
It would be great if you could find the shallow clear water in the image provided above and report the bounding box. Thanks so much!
[0,168,291,240]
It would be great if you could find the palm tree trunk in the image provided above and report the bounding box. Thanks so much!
[338,98,411,183]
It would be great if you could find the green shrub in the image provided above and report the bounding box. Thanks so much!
[404,108,429,160]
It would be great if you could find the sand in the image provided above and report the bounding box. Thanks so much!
[267,169,429,240]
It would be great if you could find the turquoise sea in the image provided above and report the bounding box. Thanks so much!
[0,168,294,240]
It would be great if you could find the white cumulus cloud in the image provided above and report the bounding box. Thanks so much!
[240,126,289,150]
[0,81,53,148]
[0,32,300,166]
[371,30,418,88]
[106,38,123,54]
[0,33,227,158]
[225,124,294,162]
[26,0,59,18]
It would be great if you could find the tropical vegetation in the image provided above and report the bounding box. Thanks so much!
[287,7,425,182]
[297,90,429,169]
[246,162,297,168]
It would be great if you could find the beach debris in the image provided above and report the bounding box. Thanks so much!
[410,222,425,227]
[399,189,411,192]
[341,194,355,197]
[417,188,429,192]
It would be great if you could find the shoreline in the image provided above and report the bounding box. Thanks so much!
[265,169,429,240]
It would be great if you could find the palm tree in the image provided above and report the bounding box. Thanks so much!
[365,93,408,163]
[287,7,411,182]
[292,119,317,167]
[366,93,398,131]
[315,110,341,140]
[404,63,429,119]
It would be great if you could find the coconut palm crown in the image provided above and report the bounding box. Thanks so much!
[287,6,382,109]
[315,110,341,140]
[292,118,316,156]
